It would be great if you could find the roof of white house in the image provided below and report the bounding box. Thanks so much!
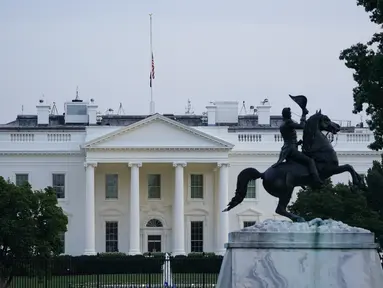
[0,96,361,133]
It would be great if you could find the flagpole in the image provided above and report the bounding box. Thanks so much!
[149,13,155,114]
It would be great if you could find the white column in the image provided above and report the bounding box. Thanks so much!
[172,162,187,255]
[128,162,142,255]
[84,162,97,255]
[217,162,230,255]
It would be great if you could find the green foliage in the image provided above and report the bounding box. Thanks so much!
[364,155,383,214]
[142,252,166,258]
[363,155,383,243]
[339,1,383,150]
[11,254,223,276]
[0,177,68,287]
[98,252,127,257]
[289,159,383,246]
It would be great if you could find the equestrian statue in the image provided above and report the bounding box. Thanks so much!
[223,95,364,222]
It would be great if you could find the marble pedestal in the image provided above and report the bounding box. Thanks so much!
[216,218,383,288]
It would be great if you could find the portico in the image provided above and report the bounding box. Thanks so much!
[82,114,234,255]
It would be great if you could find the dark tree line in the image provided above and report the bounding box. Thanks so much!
[289,156,383,246]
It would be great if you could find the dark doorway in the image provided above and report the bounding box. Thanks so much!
[148,235,161,252]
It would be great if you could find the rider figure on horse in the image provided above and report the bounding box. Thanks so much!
[272,97,323,187]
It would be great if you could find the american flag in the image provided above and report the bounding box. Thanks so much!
[150,52,155,87]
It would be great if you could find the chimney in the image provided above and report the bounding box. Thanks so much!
[87,99,98,125]
[36,99,50,125]
[206,104,217,126]
[256,100,271,125]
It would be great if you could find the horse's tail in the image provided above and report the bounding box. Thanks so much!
[222,167,264,212]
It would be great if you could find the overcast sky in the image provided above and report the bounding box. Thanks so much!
[0,0,378,124]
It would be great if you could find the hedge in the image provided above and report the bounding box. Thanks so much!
[9,252,223,276]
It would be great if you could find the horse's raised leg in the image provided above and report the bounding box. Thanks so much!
[325,164,363,187]
[275,188,306,222]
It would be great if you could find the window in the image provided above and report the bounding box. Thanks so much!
[244,221,256,228]
[58,232,65,254]
[105,174,118,199]
[15,174,28,186]
[191,221,203,252]
[190,174,203,199]
[147,235,161,252]
[146,219,163,228]
[105,221,118,252]
[148,174,161,199]
[245,180,256,198]
[52,174,65,199]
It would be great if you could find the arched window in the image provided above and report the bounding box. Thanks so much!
[146,218,163,228]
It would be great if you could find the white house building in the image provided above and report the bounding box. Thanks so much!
[0,97,379,256]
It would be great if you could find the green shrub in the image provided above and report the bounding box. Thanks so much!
[12,253,223,276]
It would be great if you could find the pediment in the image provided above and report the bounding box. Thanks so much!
[185,208,209,215]
[99,208,123,216]
[236,208,262,216]
[84,114,233,150]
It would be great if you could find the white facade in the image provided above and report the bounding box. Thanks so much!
[0,100,379,256]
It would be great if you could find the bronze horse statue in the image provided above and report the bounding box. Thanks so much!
[223,110,364,222]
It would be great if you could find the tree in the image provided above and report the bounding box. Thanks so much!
[339,1,383,150]
[0,177,68,288]
[363,155,383,241]
[288,179,383,243]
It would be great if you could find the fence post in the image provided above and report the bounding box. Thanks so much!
[148,272,151,288]
[202,271,205,288]
[97,253,100,288]
[44,258,48,288]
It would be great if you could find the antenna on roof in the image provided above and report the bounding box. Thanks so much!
[359,114,364,128]
[261,98,269,105]
[50,102,59,115]
[105,108,114,115]
[72,86,83,102]
[117,102,126,115]
[239,101,247,115]
[21,105,24,115]
[250,105,257,115]
[185,99,194,114]
[39,93,45,104]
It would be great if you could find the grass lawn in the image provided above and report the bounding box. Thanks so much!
[10,273,218,287]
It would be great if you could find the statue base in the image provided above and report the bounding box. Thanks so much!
[216,219,383,288]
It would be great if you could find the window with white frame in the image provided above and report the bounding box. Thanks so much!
[148,174,161,199]
[15,173,29,186]
[105,221,118,252]
[243,221,256,228]
[59,232,65,254]
[190,174,203,199]
[190,221,204,252]
[245,180,256,199]
[52,173,65,199]
[105,174,118,199]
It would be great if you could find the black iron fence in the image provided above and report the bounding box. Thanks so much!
[4,249,383,287]
[6,253,223,288]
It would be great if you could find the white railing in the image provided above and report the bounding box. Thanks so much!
[236,133,371,144]
[47,133,72,142]
[10,133,34,142]
[346,134,370,143]
[0,132,85,152]
[238,134,262,142]
[0,129,375,153]
[7,133,73,142]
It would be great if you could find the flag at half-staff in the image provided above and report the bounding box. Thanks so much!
[150,52,155,87]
